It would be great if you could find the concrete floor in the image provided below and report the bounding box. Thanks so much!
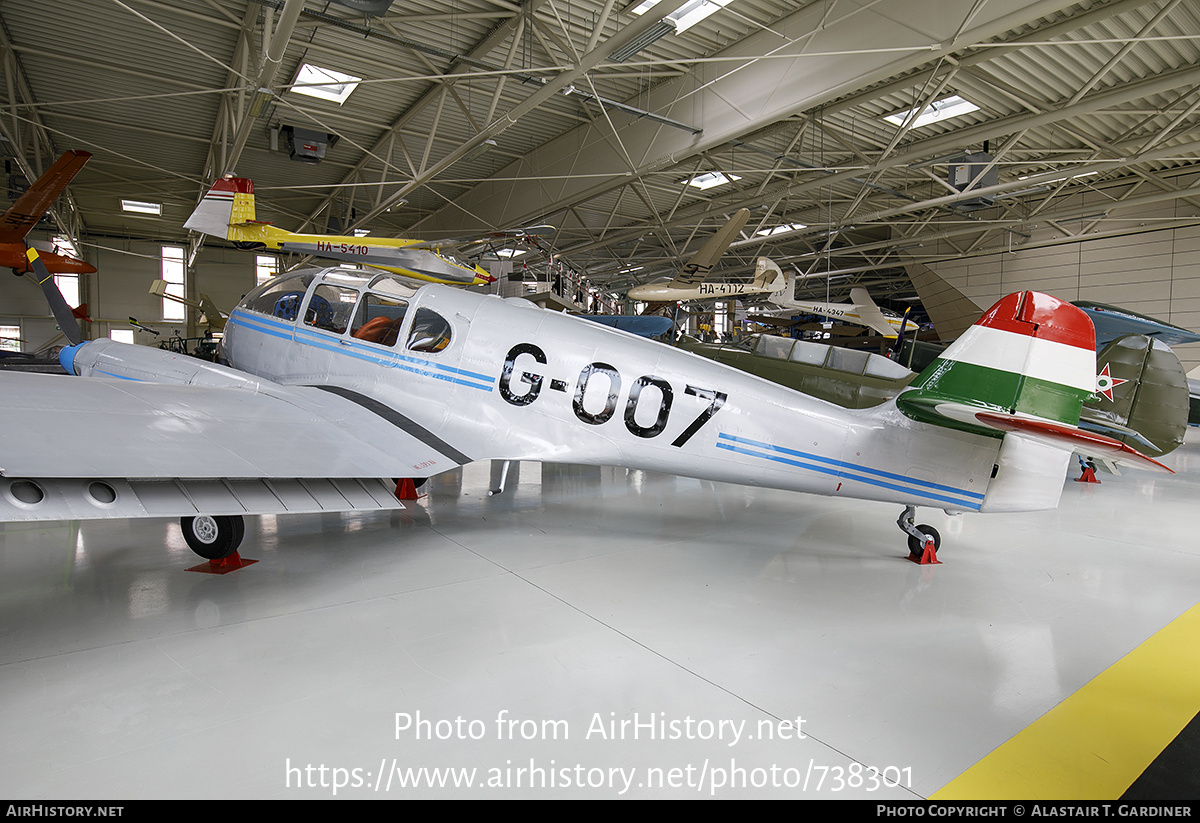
[2,446,1200,799]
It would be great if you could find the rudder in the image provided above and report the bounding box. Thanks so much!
[184,176,256,239]
[897,291,1096,435]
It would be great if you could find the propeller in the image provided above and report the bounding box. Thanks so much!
[128,317,160,337]
[26,246,83,345]
[891,306,913,364]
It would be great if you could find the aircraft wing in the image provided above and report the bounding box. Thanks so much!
[0,371,468,481]
[402,225,557,249]
[0,151,91,243]
[848,288,900,337]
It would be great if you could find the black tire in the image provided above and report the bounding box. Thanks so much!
[907,524,941,559]
[181,515,246,560]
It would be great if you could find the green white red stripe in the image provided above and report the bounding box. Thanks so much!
[899,291,1096,429]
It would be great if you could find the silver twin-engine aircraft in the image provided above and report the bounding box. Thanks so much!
[0,263,1171,561]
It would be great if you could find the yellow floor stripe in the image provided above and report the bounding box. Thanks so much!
[933,600,1200,800]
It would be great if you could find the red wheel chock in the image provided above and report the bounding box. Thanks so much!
[909,539,942,565]
[1075,466,1100,483]
[394,478,422,500]
[186,552,258,574]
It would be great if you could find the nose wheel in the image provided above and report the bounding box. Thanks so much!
[898,506,941,564]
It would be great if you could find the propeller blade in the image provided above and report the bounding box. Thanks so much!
[27,247,83,345]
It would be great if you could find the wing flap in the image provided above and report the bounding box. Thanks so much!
[0,477,404,522]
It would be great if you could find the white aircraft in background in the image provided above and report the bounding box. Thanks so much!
[777,286,921,338]
[626,210,789,303]
[0,250,1170,564]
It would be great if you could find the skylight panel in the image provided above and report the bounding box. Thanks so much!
[291,63,361,105]
[632,0,734,34]
[684,172,741,190]
[755,222,807,236]
[121,200,161,216]
[884,95,979,129]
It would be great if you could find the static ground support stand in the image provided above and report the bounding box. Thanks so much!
[186,552,258,574]
[910,537,942,565]
[394,478,423,500]
[897,506,942,563]
[1076,455,1101,483]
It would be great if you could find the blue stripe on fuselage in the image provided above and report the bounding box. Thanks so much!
[226,309,494,392]
[716,433,984,511]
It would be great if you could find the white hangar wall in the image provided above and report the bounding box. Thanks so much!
[918,173,1200,372]
[0,243,255,353]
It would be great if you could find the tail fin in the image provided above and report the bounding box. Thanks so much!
[673,209,750,285]
[895,292,1169,513]
[898,291,1096,431]
[751,257,785,292]
[184,176,256,239]
[905,262,981,341]
[1079,334,1188,455]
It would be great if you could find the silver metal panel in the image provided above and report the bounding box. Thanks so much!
[0,370,463,480]
[0,476,403,522]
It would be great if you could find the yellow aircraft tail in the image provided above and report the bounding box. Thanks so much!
[185,177,297,248]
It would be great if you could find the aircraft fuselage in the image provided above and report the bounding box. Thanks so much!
[626,281,780,301]
[222,269,1000,514]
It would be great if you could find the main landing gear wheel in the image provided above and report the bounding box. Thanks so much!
[181,515,245,560]
[906,524,941,560]
[897,505,942,562]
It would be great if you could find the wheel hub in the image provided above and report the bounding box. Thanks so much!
[192,515,219,544]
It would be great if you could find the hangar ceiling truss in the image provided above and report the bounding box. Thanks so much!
[0,0,1195,307]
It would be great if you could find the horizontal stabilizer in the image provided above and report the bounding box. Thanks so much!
[974,411,1173,473]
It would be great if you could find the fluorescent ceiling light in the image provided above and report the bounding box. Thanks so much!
[291,63,361,105]
[1018,170,1098,182]
[632,0,733,34]
[496,248,526,258]
[121,199,161,215]
[684,171,741,190]
[756,222,807,236]
[884,95,979,129]
[353,229,371,237]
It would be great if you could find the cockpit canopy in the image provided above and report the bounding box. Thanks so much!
[237,267,453,355]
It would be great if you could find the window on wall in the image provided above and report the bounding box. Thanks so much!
[0,324,20,352]
[54,274,80,308]
[51,237,82,308]
[161,245,185,321]
[256,254,278,285]
[713,300,729,339]
[110,329,134,344]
